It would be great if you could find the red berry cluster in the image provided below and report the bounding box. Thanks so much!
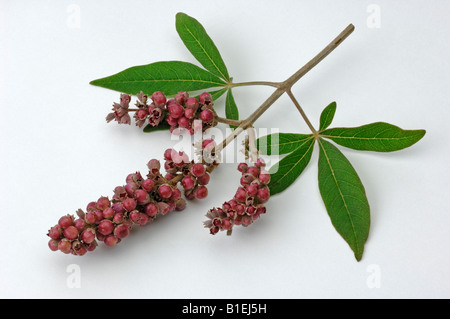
[166,91,216,134]
[47,156,188,256]
[204,158,271,235]
[106,91,217,134]
[163,147,213,200]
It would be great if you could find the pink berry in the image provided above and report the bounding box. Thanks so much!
[242,215,252,226]
[168,103,184,119]
[47,225,62,240]
[151,91,167,106]
[259,170,271,184]
[246,184,259,196]
[73,218,87,231]
[194,186,208,199]
[237,163,248,173]
[171,188,182,201]
[164,148,174,160]
[175,91,189,104]
[124,183,137,196]
[197,173,210,185]
[104,235,118,247]
[202,138,215,150]
[157,202,170,215]
[98,220,114,236]
[191,163,206,177]
[257,187,270,203]
[114,224,130,239]
[177,116,190,128]
[184,107,195,119]
[102,207,115,219]
[135,109,148,120]
[221,219,232,231]
[96,196,110,210]
[234,187,247,202]
[129,211,141,224]
[138,213,149,226]
[48,239,59,251]
[58,239,72,254]
[181,176,196,190]
[247,166,260,178]
[200,109,214,123]
[145,203,158,217]
[112,202,125,214]
[122,198,137,211]
[113,213,124,223]
[166,115,178,126]
[86,201,97,212]
[185,97,199,110]
[85,212,97,225]
[58,215,73,228]
[63,226,79,240]
[158,184,173,199]
[134,189,150,204]
[147,159,161,174]
[255,158,266,167]
[142,179,155,191]
[81,228,96,244]
[199,92,212,105]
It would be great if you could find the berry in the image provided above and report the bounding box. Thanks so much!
[168,103,184,119]
[63,226,79,240]
[200,109,214,123]
[47,225,62,240]
[151,91,166,106]
[122,198,137,212]
[81,229,96,244]
[191,163,206,177]
[197,173,210,185]
[58,215,73,228]
[98,220,114,236]
[58,239,72,254]
[48,239,59,251]
[104,235,118,247]
[134,189,150,204]
[145,203,158,217]
[199,92,212,106]
[194,186,208,199]
[158,184,173,199]
[181,176,196,190]
[114,224,130,239]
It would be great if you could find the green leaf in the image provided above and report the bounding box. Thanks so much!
[256,133,313,155]
[318,138,370,261]
[319,101,337,131]
[268,136,315,195]
[225,89,239,129]
[90,61,226,96]
[143,121,171,133]
[321,122,426,152]
[176,12,231,81]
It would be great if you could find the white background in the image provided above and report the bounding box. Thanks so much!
[1,0,449,299]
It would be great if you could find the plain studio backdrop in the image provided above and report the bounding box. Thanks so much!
[0,0,449,299]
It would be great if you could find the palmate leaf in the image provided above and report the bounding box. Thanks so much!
[90,61,226,96]
[176,12,231,82]
[317,138,370,261]
[321,122,426,152]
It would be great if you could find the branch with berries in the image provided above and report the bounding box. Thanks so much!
[47,13,425,261]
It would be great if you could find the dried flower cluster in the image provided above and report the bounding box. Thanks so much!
[204,158,270,235]
[106,91,217,134]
